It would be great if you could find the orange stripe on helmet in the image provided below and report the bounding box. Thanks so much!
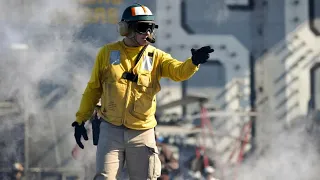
[141,6,147,13]
[131,7,136,16]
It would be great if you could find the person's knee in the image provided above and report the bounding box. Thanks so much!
[126,146,162,180]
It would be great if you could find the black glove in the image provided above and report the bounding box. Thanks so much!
[191,46,214,66]
[71,121,88,149]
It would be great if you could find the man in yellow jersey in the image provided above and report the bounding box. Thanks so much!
[72,3,214,180]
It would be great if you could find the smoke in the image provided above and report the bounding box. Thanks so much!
[2,1,319,180]
[0,0,100,179]
[236,115,320,180]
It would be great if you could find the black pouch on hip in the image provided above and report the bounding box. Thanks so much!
[91,114,101,146]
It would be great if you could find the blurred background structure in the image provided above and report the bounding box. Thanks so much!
[1,0,320,179]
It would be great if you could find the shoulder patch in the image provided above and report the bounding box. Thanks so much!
[110,50,121,65]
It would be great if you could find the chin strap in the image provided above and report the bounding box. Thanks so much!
[127,32,144,46]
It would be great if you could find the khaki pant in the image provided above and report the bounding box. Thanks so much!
[94,121,161,180]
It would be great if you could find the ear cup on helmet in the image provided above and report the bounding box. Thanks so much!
[118,21,129,36]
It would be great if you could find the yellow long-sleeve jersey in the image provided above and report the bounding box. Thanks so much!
[75,40,199,130]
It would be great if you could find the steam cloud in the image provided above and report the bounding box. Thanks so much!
[237,114,320,180]
[0,0,100,179]
[1,1,319,180]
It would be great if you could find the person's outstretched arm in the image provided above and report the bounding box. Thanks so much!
[159,46,214,81]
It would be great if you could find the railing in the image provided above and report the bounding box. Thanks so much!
[195,108,257,180]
